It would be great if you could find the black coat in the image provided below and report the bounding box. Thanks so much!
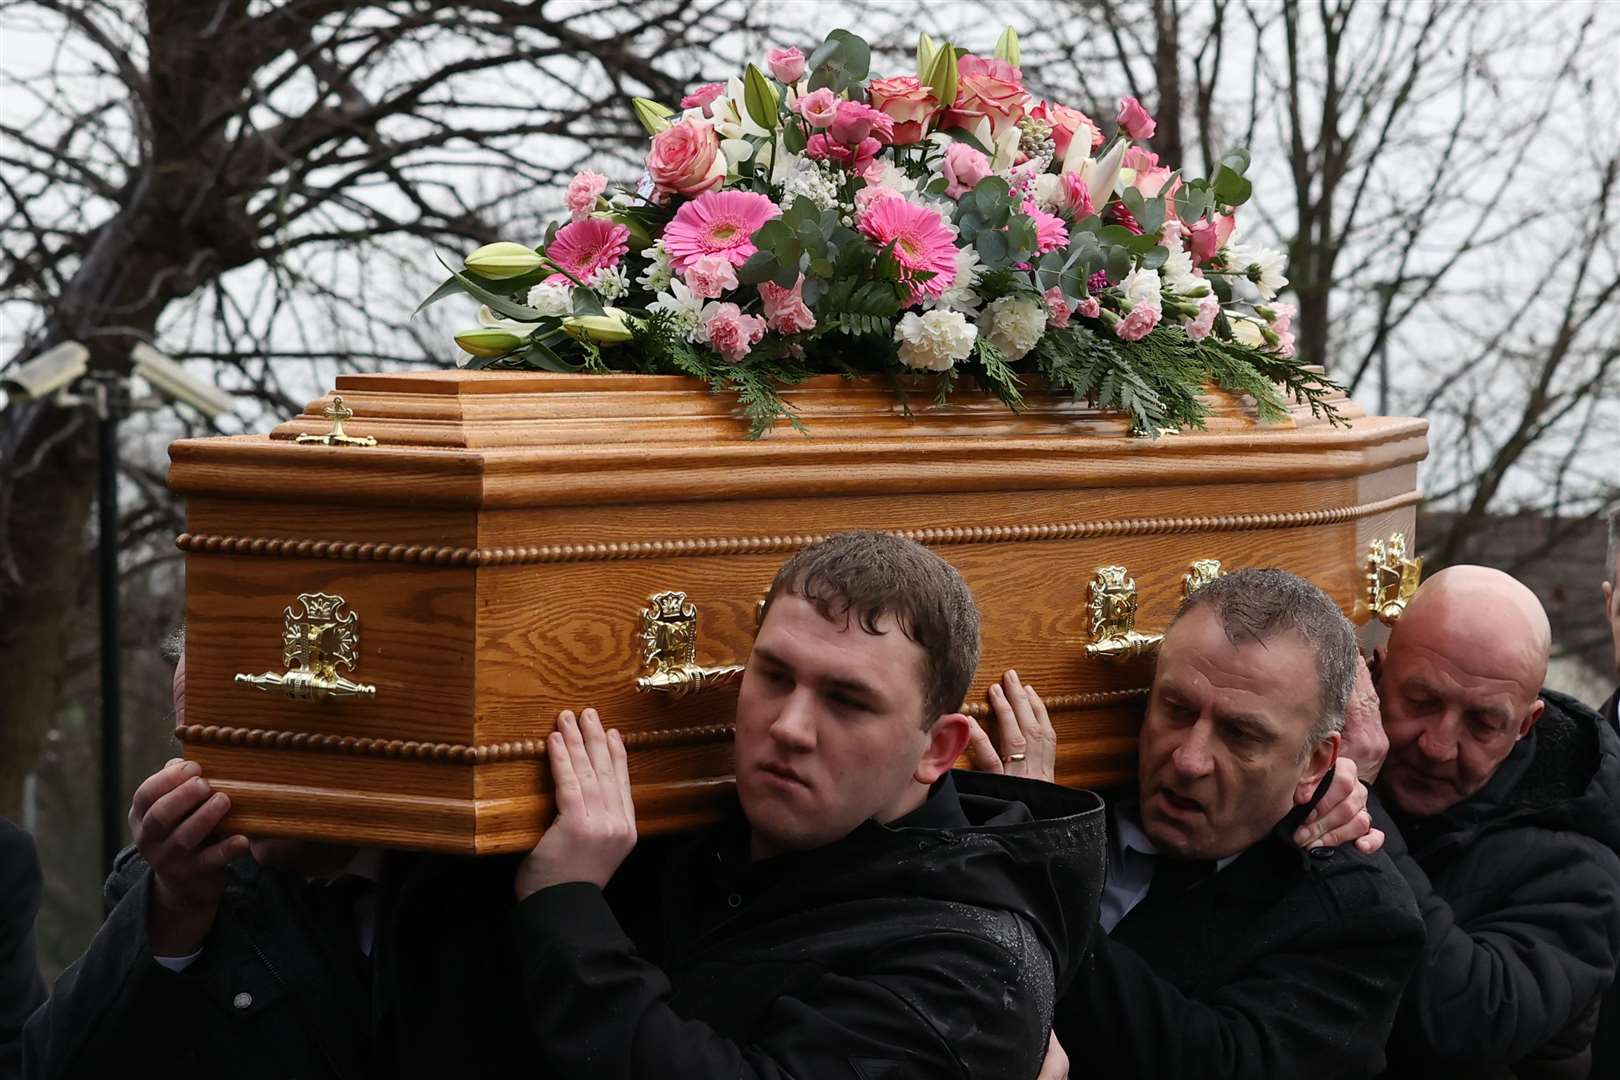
[1054,784,1425,1079]
[515,771,1106,1080]
[1,819,46,1079]
[21,848,539,1079]
[1375,689,1620,1080]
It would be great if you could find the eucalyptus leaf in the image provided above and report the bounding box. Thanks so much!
[1105,245,1134,280]
[1138,245,1169,270]
[736,249,780,285]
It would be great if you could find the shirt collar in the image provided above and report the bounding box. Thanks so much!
[1117,800,1242,871]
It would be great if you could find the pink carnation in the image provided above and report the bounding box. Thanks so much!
[1268,302,1295,334]
[857,196,959,304]
[1044,286,1072,329]
[681,82,726,116]
[1272,331,1297,358]
[1025,202,1070,254]
[1115,303,1161,341]
[759,276,817,334]
[684,253,739,299]
[662,190,781,271]
[1075,295,1101,319]
[565,170,609,221]
[942,143,993,199]
[1117,96,1157,141]
[1182,296,1220,341]
[793,87,840,128]
[767,47,806,84]
[543,217,630,285]
[700,302,768,362]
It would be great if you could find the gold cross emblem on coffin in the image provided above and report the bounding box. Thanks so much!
[295,396,377,447]
[235,592,377,702]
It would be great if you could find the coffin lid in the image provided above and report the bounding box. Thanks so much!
[166,371,1429,509]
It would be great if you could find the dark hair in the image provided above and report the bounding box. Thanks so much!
[1174,567,1357,751]
[760,531,980,727]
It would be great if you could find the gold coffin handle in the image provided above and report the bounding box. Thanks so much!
[234,591,377,702]
[1084,565,1164,661]
[634,590,746,697]
[1366,533,1423,626]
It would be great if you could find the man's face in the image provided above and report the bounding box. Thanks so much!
[735,593,938,860]
[1139,606,1330,861]
[1378,631,1541,817]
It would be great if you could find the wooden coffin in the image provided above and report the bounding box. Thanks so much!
[170,371,1428,853]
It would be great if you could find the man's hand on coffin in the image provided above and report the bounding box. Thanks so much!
[1293,756,1384,854]
[1037,1032,1070,1080]
[129,758,251,956]
[1336,652,1390,784]
[964,670,1057,783]
[515,708,637,901]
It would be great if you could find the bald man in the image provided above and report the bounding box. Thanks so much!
[1341,566,1620,1080]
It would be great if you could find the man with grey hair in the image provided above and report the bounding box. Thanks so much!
[977,568,1424,1078]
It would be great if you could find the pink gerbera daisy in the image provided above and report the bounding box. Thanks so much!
[543,218,630,285]
[1025,202,1070,255]
[663,190,781,271]
[857,197,959,302]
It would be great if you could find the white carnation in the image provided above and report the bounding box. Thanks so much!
[1226,243,1288,301]
[636,241,675,292]
[1119,268,1163,311]
[926,245,985,315]
[524,284,573,318]
[981,295,1048,361]
[893,309,978,371]
[648,279,704,339]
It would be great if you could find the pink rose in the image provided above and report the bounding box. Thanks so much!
[829,100,894,146]
[759,275,817,334]
[1115,303,1161,341]
[1044,286,1072,329]
[1116,96,1157,141]
[647,118,725,197]
[681,83,726,116]
[767,47,806,85]
[565,170,609,221]
[1032,101,1103,158]
[806,133,881,174]
[684,253,740,300]
[792,87,840,128]
[953,56,1029,138]
[700,302,768,362]
[1182,296,1220,341]
[867,75,941,146]
[942,142,993,200]
[1186,213,1235,264]
[1076,296,1101,319]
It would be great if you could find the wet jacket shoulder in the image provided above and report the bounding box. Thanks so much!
[1376,689,1620,1080]
[513,771,1106,1080]
[1,818,46,1077]
[1056,788,1424,1080]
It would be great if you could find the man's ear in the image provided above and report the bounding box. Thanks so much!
[916,713,972,785]
[1603,580,1614,619]
[1518,697,1545,740]
[1293,731,1341,806]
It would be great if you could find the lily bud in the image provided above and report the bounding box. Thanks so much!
[464,242,543,280]
[561,308,634,344]
[454,328,525,358]
[632,97,674,136]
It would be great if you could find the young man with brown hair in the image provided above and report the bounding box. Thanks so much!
[512,530,1106,1080]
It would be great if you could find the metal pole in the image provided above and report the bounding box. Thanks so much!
[94,373,123,874]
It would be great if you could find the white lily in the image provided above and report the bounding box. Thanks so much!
[1070,140,1127,209]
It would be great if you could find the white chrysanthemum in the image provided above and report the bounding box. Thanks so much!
[524,283,573,318]
[981,295,1048,361]
[781,157,841,210]
[648,279,704,339]
[636,241,675,293]
[1158,247,1199,294]
[1119,268,1163,311]
[893,309,978,371]
[1229,318,1266,348]
[926,245,985,315]
[1226,243,1288,301]
[587,265,630,302]
[862,160,919,200]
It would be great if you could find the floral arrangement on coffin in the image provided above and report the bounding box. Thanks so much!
[421,27,1341,437]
